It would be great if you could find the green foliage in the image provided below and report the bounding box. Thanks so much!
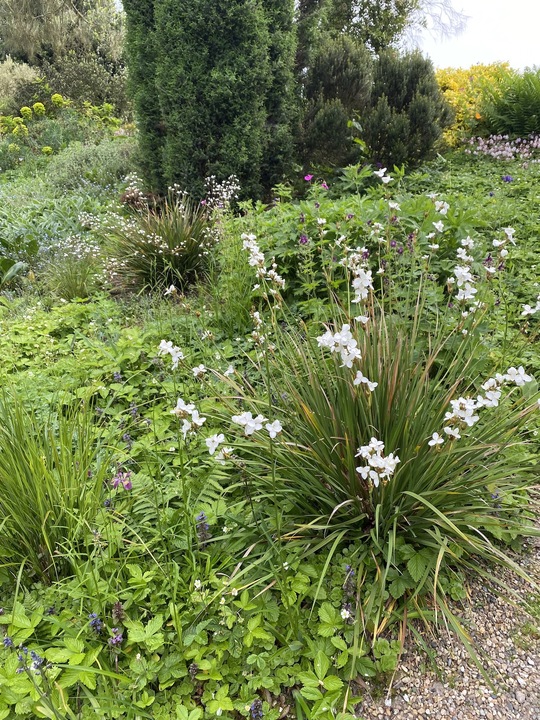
[0,56,40,115]
[329,0,420,52]
[0,392,116,583]
[153,0,271,199]
[301,36,372,168]
[363,50,453,167]
[46,138,135,191]
[479,67,540,136]
[123,0,164,193]
[104,190,214,291]
[124,0,297,199]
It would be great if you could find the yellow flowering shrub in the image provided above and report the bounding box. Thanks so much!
[436,63,514,145]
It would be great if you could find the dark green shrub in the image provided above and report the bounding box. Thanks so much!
[480,68,540,136]
[260,0,299,191]
[301,36,373,168]
[123,0,165,193]
[154,0,270,199]
[124,0,297,199]
[363,50,453,167]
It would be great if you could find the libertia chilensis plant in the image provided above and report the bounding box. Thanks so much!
[166,168,540,683]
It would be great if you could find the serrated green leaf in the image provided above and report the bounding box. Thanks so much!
[407,552,428,583]
[300,686,323,701]
[330,636,347,651]
[314,650,330,680]
[318,602,338,625]
[323,675,343,692]
[389,576,408,599]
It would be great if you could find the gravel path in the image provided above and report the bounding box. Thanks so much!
[356,539,540,720]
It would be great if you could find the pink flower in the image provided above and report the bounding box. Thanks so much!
[321,181,329,190]
[304,174,313,182]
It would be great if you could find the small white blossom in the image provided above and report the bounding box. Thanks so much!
[192,364,207,378]
[504,366,533,386]
[428,432,444,446]
[266,420,283,439]
[433,220,444,233]
[206,433,225,455]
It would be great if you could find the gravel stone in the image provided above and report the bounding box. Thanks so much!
[356,536,540,720]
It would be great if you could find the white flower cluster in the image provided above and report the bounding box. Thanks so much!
[241,233,285,292]
[341,247,374,304]
[373,167,393,184]
[204,174,240,212]
[522,294,540,317]
[317,323,362,368]
[353,370,378,392]
[158,339,184,369]
[448,237,477,302]
[356,437,400,488]
[171,398,207,438]
[432,366,534,444]
[231,412,283,439]
[489,226,515,274]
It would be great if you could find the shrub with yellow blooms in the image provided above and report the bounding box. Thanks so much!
[436,63,514,145]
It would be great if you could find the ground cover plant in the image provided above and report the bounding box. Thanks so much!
[0,132,539,719]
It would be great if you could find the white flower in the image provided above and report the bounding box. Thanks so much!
[340,608,351,620]
[192,364,207,378]
[388,201,400,210]
[504,366,532,386]
[164,285,177,296]
[428,432,444,446]
[158,339,184,369]
[428,243,439,250]
[190,410,206,428]
[206,433,225,455]
[232,411,267,435]
[444,426,461,439]
[381,175,393,184]
[181,419,193,438]
[435,200,449,215]
[266,420,283,439]
[353,370,378,392]
[373,167,387,177]
[171,398,195,417]
[461,236,475,249]
[215,446,234,465]
[433,220,444,233]
[355,315,369,324]
[224,364,235,376]
[194,579,202,590]
[317,217,327,225]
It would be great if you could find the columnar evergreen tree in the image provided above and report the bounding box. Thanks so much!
[261,0,299,189]
[153,0,271,199]
[123,0,297,198]
[123,0,164,192]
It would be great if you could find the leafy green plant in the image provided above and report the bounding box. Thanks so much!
[0,392,116,583]
[213,225,539,659]
[363,50,453,167]
[479,67,540,135]
[104,189,214,291]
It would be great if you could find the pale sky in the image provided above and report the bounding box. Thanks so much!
[417,0,540,70]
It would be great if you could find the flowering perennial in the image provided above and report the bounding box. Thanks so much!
[158,339,184,369]
[356,438,400,488]
[171,398,207,438]
[317,324,362,368]
[437,367,534,444]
